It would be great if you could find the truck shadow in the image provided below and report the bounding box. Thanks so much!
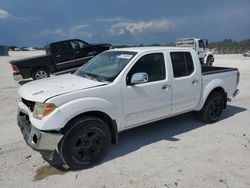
[104,105,246,163]
[38,104,246,177]
[18,79,32,85]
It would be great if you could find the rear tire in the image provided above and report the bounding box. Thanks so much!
[59,116,111,170]
[31,68,50,80]
[198,92,224,124]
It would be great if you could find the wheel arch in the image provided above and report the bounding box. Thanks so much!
[61,110,118,145]
[205,53,214,64]
[206,87,227,108]
[196,80,227,110]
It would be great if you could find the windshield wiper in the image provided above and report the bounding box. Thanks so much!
[78,71,108,82]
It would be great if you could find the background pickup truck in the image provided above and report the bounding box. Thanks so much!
[17,47,239,170]
[10,39,111,80]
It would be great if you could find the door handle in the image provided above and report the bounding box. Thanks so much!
[192,79,199,85]
[56,55,61,58]
[75,51,80,54]
[162,84,171,90]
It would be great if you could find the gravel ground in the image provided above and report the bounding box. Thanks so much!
[0,51,250,188]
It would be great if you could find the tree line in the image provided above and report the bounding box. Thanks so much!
[7,38,250,54]
[209,39,250,54]
[114,39,250,54]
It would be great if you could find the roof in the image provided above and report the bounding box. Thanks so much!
[110,46,193,53]
[50,39,89,44]
[176,38,199,40]
[176,38,207,41]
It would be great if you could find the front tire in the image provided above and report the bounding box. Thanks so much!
[198,92,224,124]
[59,116,111,170]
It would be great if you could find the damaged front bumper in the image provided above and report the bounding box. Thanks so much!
[17,108,63,151]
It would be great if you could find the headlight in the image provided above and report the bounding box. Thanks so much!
[33,102,56,120]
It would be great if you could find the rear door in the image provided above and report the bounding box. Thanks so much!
[70,40,94,67]
[122,52,172,127]
[51,41,75,71]
[170,51,201,114]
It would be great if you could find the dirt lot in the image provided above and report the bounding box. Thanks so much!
[0,51,250,188]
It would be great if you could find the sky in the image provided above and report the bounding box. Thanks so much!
[0,0,250,47]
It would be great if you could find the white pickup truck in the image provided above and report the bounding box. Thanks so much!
[17,47,240,170]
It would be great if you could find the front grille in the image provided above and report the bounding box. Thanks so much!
[22,98,35,112]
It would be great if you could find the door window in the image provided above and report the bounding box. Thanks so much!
[52,42,71,53]
[127,53,166,84]
[170,52,194,78]
[198,40,205,48]
[70,40,88,50]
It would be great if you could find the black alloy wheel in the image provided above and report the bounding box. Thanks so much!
[59,116,111,170]
[198,92,224,123]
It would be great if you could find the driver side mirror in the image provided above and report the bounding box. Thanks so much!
[130,73,148,85]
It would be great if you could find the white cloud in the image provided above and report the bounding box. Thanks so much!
[92,17,128,23]
[0,9,40,22]
[40,24,92,39]
[70,24,90,31]
[68,24,92,39]
[110,19,181,36]
[40,29,65,37]
[0,9,12,19]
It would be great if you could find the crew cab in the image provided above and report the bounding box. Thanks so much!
[16,47,240,170]
[10,39,111,80]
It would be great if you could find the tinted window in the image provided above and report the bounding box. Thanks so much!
[70,40,88,49]
[199,40,205,48]
[127,53,166,84]
[52,42,71,52]
[170,52,194,78]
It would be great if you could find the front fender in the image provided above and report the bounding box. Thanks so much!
[59,97,118,125]
[204,52,214,63]
[196,79,227,110]
[35,97,118,131]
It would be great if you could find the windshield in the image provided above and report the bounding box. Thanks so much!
[75,51,137,82]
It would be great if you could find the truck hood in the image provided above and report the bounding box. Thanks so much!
[18,74,107,102]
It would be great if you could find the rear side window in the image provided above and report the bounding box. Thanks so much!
[170,52,194,78]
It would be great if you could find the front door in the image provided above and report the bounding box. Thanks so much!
[70,40,94,67]
[122,52,172,128]
[170,51,201,114]
[52,41,75,71]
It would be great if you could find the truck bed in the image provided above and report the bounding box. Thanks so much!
[201,66,239,101]
[202,66,238,75]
